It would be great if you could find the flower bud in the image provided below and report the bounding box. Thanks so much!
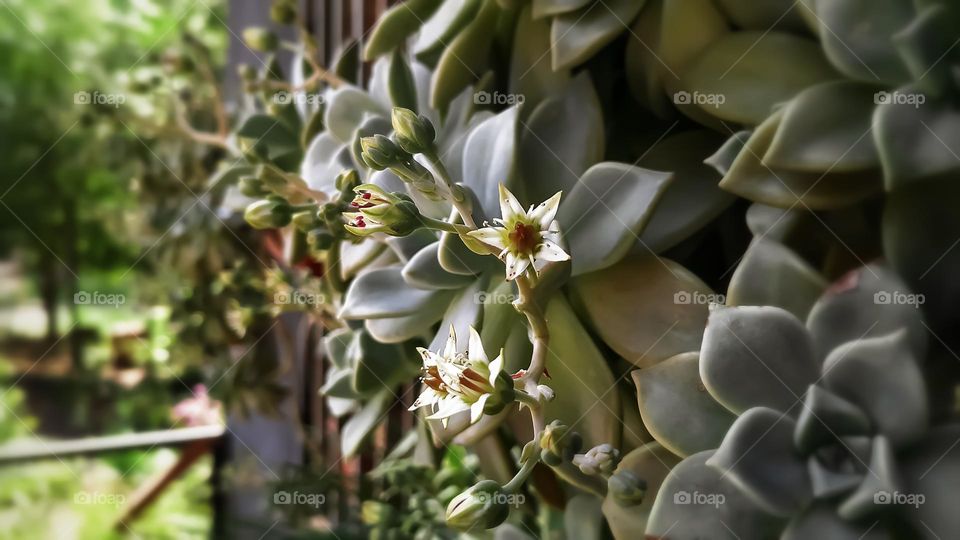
[244,199,292,229]
[608,470,647,507]
[445,480,509,532]
[343,184,424,237]
[537,385,555,402]
[335,169,361,194]
[391,107,436,155]
[539,420,581,466]
[479,370,517,416]
[242,27,278,52]
[291,209,321,231]
[270,0,297,24]
[307,228,335,250]
[359,134,407,171]
[573,444,621,476]
[237,63,257,82]
[239,176,268,197]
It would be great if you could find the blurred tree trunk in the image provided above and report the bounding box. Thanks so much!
[39,253,59,343]
[65,199,83,370]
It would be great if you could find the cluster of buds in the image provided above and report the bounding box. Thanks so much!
[343,184,424,237]
[391,107,436,155]
[573,443,621,476]
[358,135,441,200]
[607,470,647,507]
[539,420,582,466]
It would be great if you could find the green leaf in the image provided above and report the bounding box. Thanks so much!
[300,132,351,194]
[713,0,807,31]
[707,408,812,517]
[624,0,673,117]
[429,0,500,112]
[822,331,928,448]
[426,279,484,352]
[602,443,681,539]
[564,495,605,540]
[901,424,960,539]
[720,110,882,209]
[764,81,881,172]
[637,130,734,253]
[340,266,450,319]
[518,73,604,203]
[402,242,476,289]
[727,236,827,321]
[342,390,392,457]
[508,5,571,109]
[551,0,647,70]
[363,0,444,60]
[237,114,301,161]
[814,0,912,84]
[532,0,590,18]
[681,31,838,125]
[633,352,736,458]
[351,330,420,395]
[704,130,750,176]
[557,163,673,276]
[387,50,418,111]
[647,450,785,538]
[874,94,960,190]
[782,504,892,540]
[364,289,455,343]
[461,105,520,215]
[700,306,819,414]
[570,255,712,368]
[414,0,483,63]
[324,86,388,144]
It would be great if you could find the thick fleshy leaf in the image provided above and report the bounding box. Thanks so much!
[893,4,958,93]
[619,384,654,453]
[323,86,388,143]
[461,106,520,215]
[805,263,927,362]
[681,31,838,125]
[518,73,604,203]
[782,504,892,540]
[543,296,620,451]
[387,50,417,111]
[707,408,813,516]
[323,328,355,370]
[509,5,571,109]
[532,0,590,18]
[901,424,960,540]
[637,131,734,253]
[764,81,881,173]
[478,280,522,355]
[602,443,681,539]
[402,242,476,289]
[874,94,960,190]
[363,0,443,60]
[883,177,960,330]
[349,114,392,171]
[570,255,712,368]
[822,331,928,448]
[700,306,818,414]
[351,330,419,395]
[342,390,392,457]
[429,0,499,112]
[300,132,352,193]
[624,0,672,117]
[340,266,447,319]
[550,0,647,70]
[793,385,872,455]
[427,279,484,353]
[558,163,673,276]
[720,111,882,209]
[713,0,807,31]
[414,0,482,61]
[658,0,729,96]
[633,352,736,458]
[727,237,827,321]
[837,436,900,521]
[704,130,750,176]
[364,287,454,344]
[647,449,785,538]
[814,0,912,84]
[564,495,605,540]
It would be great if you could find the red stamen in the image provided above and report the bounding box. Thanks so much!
[509,222,538,253]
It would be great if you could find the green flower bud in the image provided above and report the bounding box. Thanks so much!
[237,63,257,82]
[242,27,278,52]
[239,176,268,197]
[445,480,509,532]
[480,370,516,416]
[343,183,424,238]
[391,107,436,155]
[607,470,647,507]
[335,169,361,195]
[573,444,621,476]
[291,209,321,231]
[359,134,407,170]
[539,420,581,466]
[270,0,297,24]
[244,199,292,229]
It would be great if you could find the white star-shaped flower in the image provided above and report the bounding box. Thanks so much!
[467,184,570,280]
[409,326,509,426]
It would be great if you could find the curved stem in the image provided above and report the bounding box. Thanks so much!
[502,456,539,494]
[421,217,473,235]
[514,275,550,437]
[423,151,477,229]
[325,240,345,294]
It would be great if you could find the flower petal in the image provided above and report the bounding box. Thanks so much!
[467,326,487,365]
[467,227,508,251]
[470,394,491,423]
[488,353,504,386]
[505,252,531,281]
[498,184,526,222]
[535,240,570,262]
[442,325,458,358]
[530,191,563,230]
